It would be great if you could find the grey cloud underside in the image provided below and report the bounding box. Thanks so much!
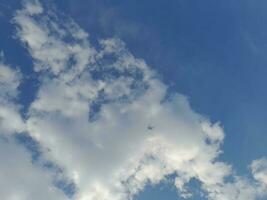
[1,0,267,200]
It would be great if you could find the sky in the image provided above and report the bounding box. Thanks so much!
[1,0,267,200]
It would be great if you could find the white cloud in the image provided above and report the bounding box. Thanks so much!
[1,0,266,200]
[251,158,267,185]
[0,54,25,135]
[0,138,67,200]
[0,53,21,99]
[13,0,95,76]
[0,53,68,200]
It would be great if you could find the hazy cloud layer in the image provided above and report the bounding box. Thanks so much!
[0,1,267,200]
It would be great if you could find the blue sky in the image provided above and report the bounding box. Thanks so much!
[1,0,267,200]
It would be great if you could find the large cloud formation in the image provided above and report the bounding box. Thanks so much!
[1,0,267,200]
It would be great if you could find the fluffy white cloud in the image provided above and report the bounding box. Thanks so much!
[0,138,67,200]
[0,54,25,135]
[0,52,21,99]
[0,53,69,200]
[1,0,266,200]
[13,0,94,76]
[251,158,267,185]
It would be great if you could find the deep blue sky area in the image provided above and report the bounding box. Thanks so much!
[1,0,267,199]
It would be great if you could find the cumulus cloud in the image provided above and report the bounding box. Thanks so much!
[251,158,267,185]
[0,138,67,200]
[0,53,67,200]
[0,53,25,135]
[0,0,266,200]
